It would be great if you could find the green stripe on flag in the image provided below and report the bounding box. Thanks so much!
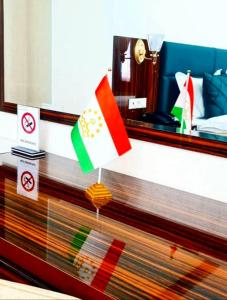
[72,226,91,251]
[172,106,183,123]
[71,123,94,173]
[69,226,91,263]
[172,106,186,130]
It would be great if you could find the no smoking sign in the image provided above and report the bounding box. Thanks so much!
[21,113,36,134]
[17,105,40,151]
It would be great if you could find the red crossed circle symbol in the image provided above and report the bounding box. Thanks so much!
[21,112,36,134]
[21,171,35,192]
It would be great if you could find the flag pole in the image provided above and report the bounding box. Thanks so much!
[96,208,99,220]
[107,67,112,86]
[98,167,102,184]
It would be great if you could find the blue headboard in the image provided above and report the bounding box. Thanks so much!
[157,41,227,113]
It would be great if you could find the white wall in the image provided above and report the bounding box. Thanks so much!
[150,0,227,49]
[114,0,227,49]
[1,0,227,204]
[52,0,114,114]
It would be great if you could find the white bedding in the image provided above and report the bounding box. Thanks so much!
[193,118,207,127]
[196,115,227,134]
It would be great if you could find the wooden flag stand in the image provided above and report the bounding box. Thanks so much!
[85,168,112,219]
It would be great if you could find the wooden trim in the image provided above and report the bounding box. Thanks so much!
[1,1,227,157]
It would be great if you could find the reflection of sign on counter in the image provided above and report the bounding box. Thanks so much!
[17,105,40,151]
[17,158,39,200]
[21,171,35,192]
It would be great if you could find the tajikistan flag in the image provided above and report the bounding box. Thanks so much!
[71,75,131,173]
[171,73,194,131]
[69,226,125,292]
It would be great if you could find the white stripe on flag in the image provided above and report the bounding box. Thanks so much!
[73,231,112,285]
[78,96,118,169]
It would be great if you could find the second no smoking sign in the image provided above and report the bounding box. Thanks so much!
[21,171,35,192]
[17,158,39,200]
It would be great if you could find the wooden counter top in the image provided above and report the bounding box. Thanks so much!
[1,153,227,299]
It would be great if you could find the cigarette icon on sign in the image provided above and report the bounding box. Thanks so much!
[21,171,35,192]
[21,112,36,134]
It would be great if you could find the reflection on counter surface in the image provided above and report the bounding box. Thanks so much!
[2,179,227,299]
[1,154,227,299]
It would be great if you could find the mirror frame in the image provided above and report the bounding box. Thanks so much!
[1,0,227,158]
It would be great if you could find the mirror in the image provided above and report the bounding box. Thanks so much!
[2,0,112,115]
[1,0,227,157]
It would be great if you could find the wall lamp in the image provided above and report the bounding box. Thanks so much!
[134,33,164,65]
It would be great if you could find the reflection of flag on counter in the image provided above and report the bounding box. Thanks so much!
[71,75,131,173]
[69,226,125,291]
[171,73,194,130]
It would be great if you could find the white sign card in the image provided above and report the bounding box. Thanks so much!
[17,105,40,151]
[17,157,39,200]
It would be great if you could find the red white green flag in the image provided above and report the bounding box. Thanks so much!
[71,75,131,173]
[171,73,194,131]
[70,226,125,291]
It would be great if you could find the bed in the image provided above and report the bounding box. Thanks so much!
[156,41,227,134]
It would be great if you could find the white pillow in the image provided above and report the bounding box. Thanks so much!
[197,115,227,133]
[213,69,227,75]
[214,69,222,75]
[175,72,204,119]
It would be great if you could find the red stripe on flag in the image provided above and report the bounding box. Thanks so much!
[188,76,194,121]
[95,76,131,156]
[91,239,125,291]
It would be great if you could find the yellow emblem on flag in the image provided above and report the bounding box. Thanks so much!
[74,255,97,281]
[79,109,103,138]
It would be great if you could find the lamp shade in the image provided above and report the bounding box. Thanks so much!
[147,34,164,52]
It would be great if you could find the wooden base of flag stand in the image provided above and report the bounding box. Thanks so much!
[85,183,112,211]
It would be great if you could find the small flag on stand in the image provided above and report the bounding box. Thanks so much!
[71,75,131,173]
[171,71,194,132]
[71,75,131,209]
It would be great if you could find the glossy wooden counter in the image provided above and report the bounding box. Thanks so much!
[1,153,227,299]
